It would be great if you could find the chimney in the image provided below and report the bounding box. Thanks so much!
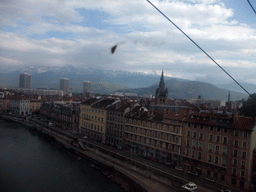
[232,112,238,123]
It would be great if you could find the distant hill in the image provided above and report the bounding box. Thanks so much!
[215,82,256,94]
[0,65,248,100]
[116,79,247,101]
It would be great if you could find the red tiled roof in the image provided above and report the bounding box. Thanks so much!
[230,116,256,131]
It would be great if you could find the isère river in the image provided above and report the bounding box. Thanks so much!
[0,120,124,192]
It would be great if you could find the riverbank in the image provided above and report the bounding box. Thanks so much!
[0,114,177,192]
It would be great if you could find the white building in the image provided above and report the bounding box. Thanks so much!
[10,99,30,115]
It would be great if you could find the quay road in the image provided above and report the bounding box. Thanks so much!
[1,114,239,192]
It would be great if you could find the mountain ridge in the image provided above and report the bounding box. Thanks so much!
[0,65,248,101]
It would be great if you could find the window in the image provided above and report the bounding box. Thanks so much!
[222,147,227,155]
[193,132,197,138]
[217,127,220,132]
[163,125,167,131]
[187,139,190,147]
[151,140,155,146]
[147,130,150,136]
[199,141,203,149]
[209,134,213,141]
[188,123,191,127]
[216,145,220,153]
[242,161,246,167]
[187,131,190,137]
[222,158,226,166]
[192,150,195,158]
[137,128,140,134]
[223,137,227,144]
[192,140,196,148]
[234,150,238,157]
[241,171,245,177]
[186,149,190,156]
[215,156,219,164]
[157,132,161,138]
[216,136,220,142]
[151,131,154,137]
[233,159,237,165]
[163,133,167,140]
[147,122,150,128]
[198,152,202,160]
[233,168,237,175]
[152,123,155,129]
[176,127,180,134]
[200,125,204,129]
[157,124,161,130]
[175,136,179,144]
[199,133,203,139]
[234,140,238,146]
[208,154,212,162]
[210,126,214,131]
[162,142,166,149]
[242,152,246,158]
[234,130,239,136]
[243,142,247,148]
[156,141,160,147]
[224,128,227,133]
[194,124,197,128]
[243,131,248,137]
[208,144,213,151]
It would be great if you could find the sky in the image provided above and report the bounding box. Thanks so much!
[0,0,256,87]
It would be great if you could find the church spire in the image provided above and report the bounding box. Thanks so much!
[159,70,165,89]
[155,70,168,105]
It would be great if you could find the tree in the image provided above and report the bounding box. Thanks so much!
[240,93,256,117]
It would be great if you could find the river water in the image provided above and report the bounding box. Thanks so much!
[0,120,124,192]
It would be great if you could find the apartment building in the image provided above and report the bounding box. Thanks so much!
[167,110,256,191]
[105,99,133,148]
[10,98,30,115]
[80,98,117,142]
[41,101,80,132]
[124,105,183,165]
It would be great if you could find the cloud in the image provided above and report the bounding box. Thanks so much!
[0,0,255,87]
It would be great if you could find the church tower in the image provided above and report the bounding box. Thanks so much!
[155,70,168,105]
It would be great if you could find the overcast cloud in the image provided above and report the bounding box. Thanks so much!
[0,0,256,87]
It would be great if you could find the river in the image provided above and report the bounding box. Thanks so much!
[0,120,124,192]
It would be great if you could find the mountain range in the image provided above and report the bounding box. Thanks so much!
[0,65,248,101]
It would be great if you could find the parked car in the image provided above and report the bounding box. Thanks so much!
[158,161,165,165]
[205,177,215,182]
[188,171,199,176]
[175,166,184,171]
[182,182,197,191]
[220,189,233,192]
[151,158,158,163]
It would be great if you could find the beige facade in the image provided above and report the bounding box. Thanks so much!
[124,106,182,165]
[80,98,117,142]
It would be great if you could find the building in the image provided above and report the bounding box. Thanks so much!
[155,70,168,105]
[79,98,117,142]
[10,98,30,115]
[19,73,32,89]
[60,78,69,95]
[40,101,80,133]
[166,110,256,191]
[83,81,92,97]
[106,99,133,148]
[29,100,42,114]
[124,104,182,165]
